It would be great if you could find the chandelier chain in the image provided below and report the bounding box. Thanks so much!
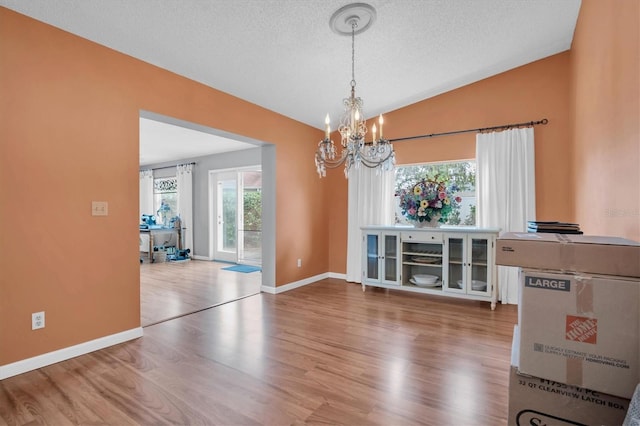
[351,20,357,88]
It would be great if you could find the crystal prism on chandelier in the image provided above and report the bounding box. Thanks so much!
[315,3,395,178]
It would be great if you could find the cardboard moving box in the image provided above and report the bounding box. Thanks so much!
[518,269,639,399]
[509,326,630,426]
[496,232,640,277]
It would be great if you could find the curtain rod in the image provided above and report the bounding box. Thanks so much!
[148,161,196,171]
[388,118,548,143]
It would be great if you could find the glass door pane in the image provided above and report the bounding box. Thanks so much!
[214,172,238,263]
[239,170,262,265]
[383,234,397,282]
[447,237,465,291]
[221,180,237,251]
[470,238,488,293]
[366,234,379,280]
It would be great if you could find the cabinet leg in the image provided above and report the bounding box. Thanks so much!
[361,283,366,292]
[491,301,496,310]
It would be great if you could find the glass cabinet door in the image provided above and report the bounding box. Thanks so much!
[363,232,399,284]
[365,233,380,281]
[445,236,465,292]
[469,237,489,294]
[383,234,398,282]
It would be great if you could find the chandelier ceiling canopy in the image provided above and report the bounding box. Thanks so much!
[315,3,395,178]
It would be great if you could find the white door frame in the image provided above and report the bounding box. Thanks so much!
[208,166,260,263]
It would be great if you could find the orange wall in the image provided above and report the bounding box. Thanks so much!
[329,52,573,274]
[0,8,327,365]
[570,0,639,240]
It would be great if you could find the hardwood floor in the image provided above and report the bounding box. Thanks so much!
[140,259,262,326]
[0,279,518,425]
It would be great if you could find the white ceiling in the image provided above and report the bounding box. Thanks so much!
[139,117,257,166]
[1,0,582,164]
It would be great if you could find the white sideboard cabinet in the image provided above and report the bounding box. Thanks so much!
[361,226,500,309]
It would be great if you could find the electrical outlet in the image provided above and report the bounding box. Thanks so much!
[32,311,45,330]
[91,201,108,216]
[297,258,302,268]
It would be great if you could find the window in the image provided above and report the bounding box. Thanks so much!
[394,161,476,226]
[154,177,178,226]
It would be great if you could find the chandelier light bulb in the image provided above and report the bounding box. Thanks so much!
[372,124,377,144]
[379,114,384,138]
[325,114,331,139]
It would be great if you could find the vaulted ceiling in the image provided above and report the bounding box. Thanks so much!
[1,0,582,163]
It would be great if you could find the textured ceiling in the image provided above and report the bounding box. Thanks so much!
[1,0,582,162]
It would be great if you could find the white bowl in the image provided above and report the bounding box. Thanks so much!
[410,278,441,287]
[458,279,487,291]
[413,274,438,284]
[471,280,487,291]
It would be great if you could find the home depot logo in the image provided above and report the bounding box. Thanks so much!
[566,315,597,344]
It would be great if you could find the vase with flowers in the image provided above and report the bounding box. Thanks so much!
[397,176,462,227]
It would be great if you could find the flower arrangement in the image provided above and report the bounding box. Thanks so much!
[397,176,462,224]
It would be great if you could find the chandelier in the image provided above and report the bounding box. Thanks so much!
[315,3,395,178]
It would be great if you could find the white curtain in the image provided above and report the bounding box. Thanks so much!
[345,167,395,282]
[176,163,194,253]
[139,169,154,219]
[476,127,536,304]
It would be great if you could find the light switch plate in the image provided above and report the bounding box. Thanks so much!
[92,201,108,216]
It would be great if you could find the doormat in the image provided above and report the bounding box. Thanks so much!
[222,264,261,273]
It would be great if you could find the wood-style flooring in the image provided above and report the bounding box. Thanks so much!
[140,259,262,326]
[0,279,518,425]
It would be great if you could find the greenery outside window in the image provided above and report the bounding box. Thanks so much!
[395,161,476,226]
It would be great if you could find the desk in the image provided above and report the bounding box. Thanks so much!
[140,227,181,262]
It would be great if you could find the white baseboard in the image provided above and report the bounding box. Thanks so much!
[0,327,143,380]
[260,272,349,294]
[261,272,332,294]
[328,272,347,280]
[191,255,212,261]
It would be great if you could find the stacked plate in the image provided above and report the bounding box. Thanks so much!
[410,274,441,287]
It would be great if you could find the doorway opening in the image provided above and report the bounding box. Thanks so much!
[210,167,262,267]
[139,110,276,327]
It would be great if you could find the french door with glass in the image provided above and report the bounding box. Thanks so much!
[210,168,262,265]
